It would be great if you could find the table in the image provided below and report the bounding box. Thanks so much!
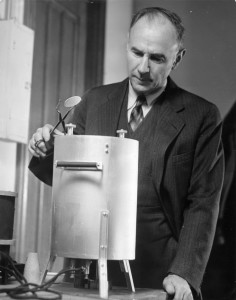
[0,281,168,300]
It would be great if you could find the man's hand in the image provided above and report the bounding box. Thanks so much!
[163,274,193,300]
[28,124,63,158]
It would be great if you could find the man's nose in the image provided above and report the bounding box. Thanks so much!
[138,56,150,75]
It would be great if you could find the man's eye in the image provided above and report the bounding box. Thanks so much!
[133,50,143,57]
[150,56,165,63]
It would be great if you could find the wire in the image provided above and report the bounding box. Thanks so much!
[0,266,25,284]
[0,251,85,300]
[0,252,27,285]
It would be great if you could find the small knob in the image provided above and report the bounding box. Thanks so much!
[66,123,76,135]
[117,129,127,138]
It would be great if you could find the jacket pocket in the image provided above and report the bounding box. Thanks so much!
[172,150,195,165]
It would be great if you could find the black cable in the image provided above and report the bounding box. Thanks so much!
[0,251,85,300]
[0,266,24,284]
[7,283,62,300]
[40,267,85,289]
[0,251,27,285]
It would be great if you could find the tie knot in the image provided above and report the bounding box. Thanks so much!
[136,94,147,106]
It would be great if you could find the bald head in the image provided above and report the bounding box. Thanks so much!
[129,7,185,50]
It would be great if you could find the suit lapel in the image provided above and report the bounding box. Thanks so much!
[152,97,185,186]
[153,79,185,186]
[97,79,128,136]
[152,80,185,236]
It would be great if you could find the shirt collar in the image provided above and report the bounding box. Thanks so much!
[128,81,166,107]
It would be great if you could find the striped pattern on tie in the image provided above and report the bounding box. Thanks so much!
[129,94,147,131]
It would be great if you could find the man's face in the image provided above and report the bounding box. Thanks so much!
[127,16,182,95]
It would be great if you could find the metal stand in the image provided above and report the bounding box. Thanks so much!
[119,260,135,292]
[98,210,109,299]
[42,209,135,298]
[41,254,56,284]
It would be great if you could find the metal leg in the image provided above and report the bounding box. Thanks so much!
[40,254,56,284]
[119,260,135,292]
[98,210,109,299]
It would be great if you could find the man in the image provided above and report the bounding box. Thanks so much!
[28,7,224,300]
[202,101,236,299]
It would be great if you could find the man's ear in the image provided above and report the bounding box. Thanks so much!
[172,48,186,70]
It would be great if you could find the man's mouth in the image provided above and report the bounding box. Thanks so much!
[134,75,152,83]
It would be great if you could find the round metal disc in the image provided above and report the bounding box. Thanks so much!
[64,96,81,108]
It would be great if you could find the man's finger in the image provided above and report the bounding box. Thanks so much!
[28,143,39,157]
[173,288,184,300]
[42,124,54,142]
[163,278,175,295]
[183,290,193,300]
[165,283,175,295]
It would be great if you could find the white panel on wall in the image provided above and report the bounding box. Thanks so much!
[103,0,132,84]
[0,140,16,191]
[0,19,34,143]
[0,0,6,19]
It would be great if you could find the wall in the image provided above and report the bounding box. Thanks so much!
[133,0,236,118]
[103,0,132,84]
[0,141,16,191]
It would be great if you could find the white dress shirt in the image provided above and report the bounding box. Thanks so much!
[127,81,166,122]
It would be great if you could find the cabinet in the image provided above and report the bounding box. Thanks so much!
[0,19,34,144]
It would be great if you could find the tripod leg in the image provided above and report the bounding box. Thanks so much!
[98,210,109,299]
[40,254,56,284]
[119,260,135,292]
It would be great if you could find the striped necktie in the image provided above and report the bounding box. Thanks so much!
[129,94,147,131]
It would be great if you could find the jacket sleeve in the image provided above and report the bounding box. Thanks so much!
[28,150,54,186]
[168,104,224,293]
[28,94,88,185]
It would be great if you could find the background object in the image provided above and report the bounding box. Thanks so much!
[202,100,236,300]
[0,19,34,143]
[0,191,17,284]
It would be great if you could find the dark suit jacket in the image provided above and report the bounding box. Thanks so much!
[29,77,224,293]
[202,101,236,299]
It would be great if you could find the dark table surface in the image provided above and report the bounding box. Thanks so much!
[0,280,168,300]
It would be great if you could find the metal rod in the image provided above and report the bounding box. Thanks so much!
[55,161,103,171]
